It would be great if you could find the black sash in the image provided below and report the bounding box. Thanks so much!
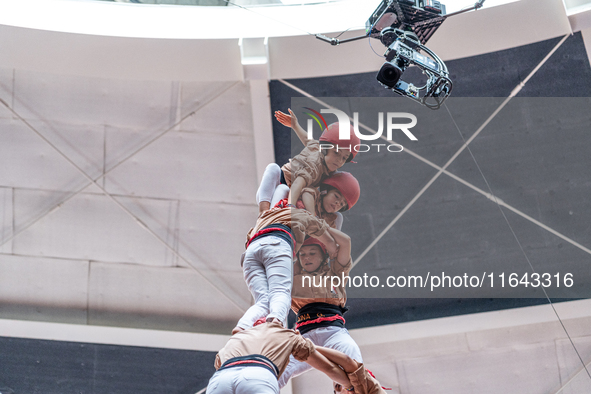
[219,354,279,378]
[296,302,349,334]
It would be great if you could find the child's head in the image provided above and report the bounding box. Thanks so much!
[320,122,361,169]
[320,172,360,213]
[298,238,328,273]
[324,148,351,173]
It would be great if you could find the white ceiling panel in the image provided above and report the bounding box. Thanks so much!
[178,82,254,136]
[559,316,591,338]
[0,187,13,254]
[103,124,169,174]
[87,262,246,324]
[555,336,591,394]
[12,68,174,130]
[13,188,71,235]
[466,320,567,351]
[359,332,470,364]
[106,195,181,267]
[0,68,14,118]
[178,81,243,124]
[397,342,561,393]
[104,131,258,203]
[12,191,176,265]
[25,119,105,180]
[0,119,90,191]
[0,25,243,82]
[177,200,258,274]
[0,254,89,323]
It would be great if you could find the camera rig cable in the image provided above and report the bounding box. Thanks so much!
[442,33,591,382]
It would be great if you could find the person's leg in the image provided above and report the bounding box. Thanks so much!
[270,184,290,207]
[235,243,270,330]
[278,355,313,388]
[261,238,293,323]
[256,164,282,213]
[235,367,279,394]
[278,326,362,388]
[206,369,235,394]
[322,327,363,362]
[277,329,319,388]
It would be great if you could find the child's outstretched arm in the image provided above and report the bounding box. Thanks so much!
[315,346,361,374]
[275,109,311,146]
[304,349,353,390]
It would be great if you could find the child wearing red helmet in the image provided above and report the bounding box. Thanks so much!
[299,171,360,230]
[255,109,360,215]
[232,205,339,335]
[278,226,365,389]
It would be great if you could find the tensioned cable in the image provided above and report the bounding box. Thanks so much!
[445,101,591,382]
[0,82,238,250]
[282,32,591,385]
[278,69,591,266]
[0,85,249,314]
[353,33,573,266]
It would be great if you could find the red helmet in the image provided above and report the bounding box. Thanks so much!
[322,172,360,211]
[300,237,327,255]
[319,122,361,162]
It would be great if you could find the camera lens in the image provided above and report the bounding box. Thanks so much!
[376,61,403,88]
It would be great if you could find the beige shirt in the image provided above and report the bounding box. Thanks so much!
[291,256,352,313]
[280,139,331,188]
[246,207,329,252]
[348,364,387,394]
[301,187,339,229]
[214,322,316,377]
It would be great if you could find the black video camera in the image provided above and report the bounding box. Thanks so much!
[376,29,452,109]
[368,0,452,109]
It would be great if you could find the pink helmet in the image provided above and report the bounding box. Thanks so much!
[322,172,360,211]
[319,122,361,162]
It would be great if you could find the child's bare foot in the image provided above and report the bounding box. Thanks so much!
[259,201,270,214]
[231,326,245,335]
[266,317,283,326]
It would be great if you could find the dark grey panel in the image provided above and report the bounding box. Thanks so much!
[0,337,215,394]
[269,32,591,326]
[517,32,591,97]
[447,98,591,248]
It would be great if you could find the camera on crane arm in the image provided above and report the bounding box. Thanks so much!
[368,0,451,109]
[316,0,486,110]
[375,27,452,109]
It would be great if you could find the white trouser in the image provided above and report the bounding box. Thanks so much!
[236,236,293,329]
[256,163,289,208]
[206,366,279,394]
[278,326,363,388]
[255,163,289,207]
